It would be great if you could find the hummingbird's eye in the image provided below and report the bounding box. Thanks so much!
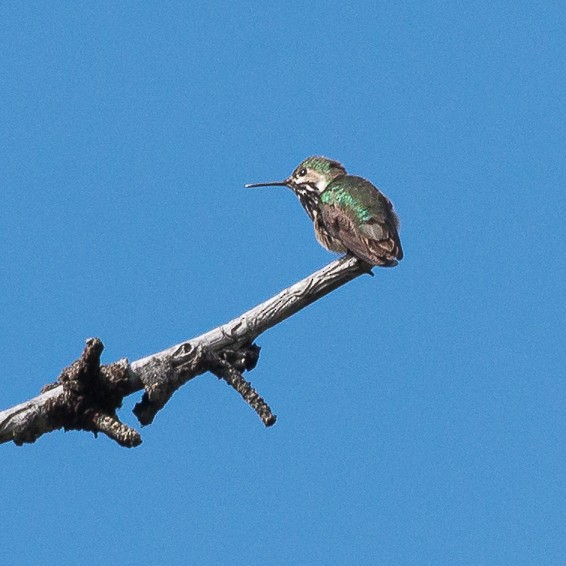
[298,168,307,177]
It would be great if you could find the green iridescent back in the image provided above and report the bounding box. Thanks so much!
[321,176,393,224]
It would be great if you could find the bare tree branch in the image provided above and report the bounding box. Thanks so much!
[0,256,372,447]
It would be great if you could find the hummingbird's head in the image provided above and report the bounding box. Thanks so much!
[245,156,347,194]
[289,156,347,192]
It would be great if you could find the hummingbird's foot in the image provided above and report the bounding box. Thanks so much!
[344,254,374,277]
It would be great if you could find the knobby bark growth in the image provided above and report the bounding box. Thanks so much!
[0,256,372,448]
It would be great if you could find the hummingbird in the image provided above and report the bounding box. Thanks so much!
[245,156,403,267]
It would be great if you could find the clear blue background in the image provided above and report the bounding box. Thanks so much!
[1,2,564,564]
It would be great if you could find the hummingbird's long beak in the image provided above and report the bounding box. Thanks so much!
[244,180,290,188]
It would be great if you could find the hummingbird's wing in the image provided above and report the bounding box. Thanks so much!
[321,177,403,267]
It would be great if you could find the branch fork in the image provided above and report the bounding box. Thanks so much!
[39,338,141,447]
[132,341,273,428]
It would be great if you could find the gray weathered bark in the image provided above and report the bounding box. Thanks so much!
[0,256,371,446]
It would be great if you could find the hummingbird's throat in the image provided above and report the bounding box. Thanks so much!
[293,184,321,221]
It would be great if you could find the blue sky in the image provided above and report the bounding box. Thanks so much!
[1,2,564,564]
